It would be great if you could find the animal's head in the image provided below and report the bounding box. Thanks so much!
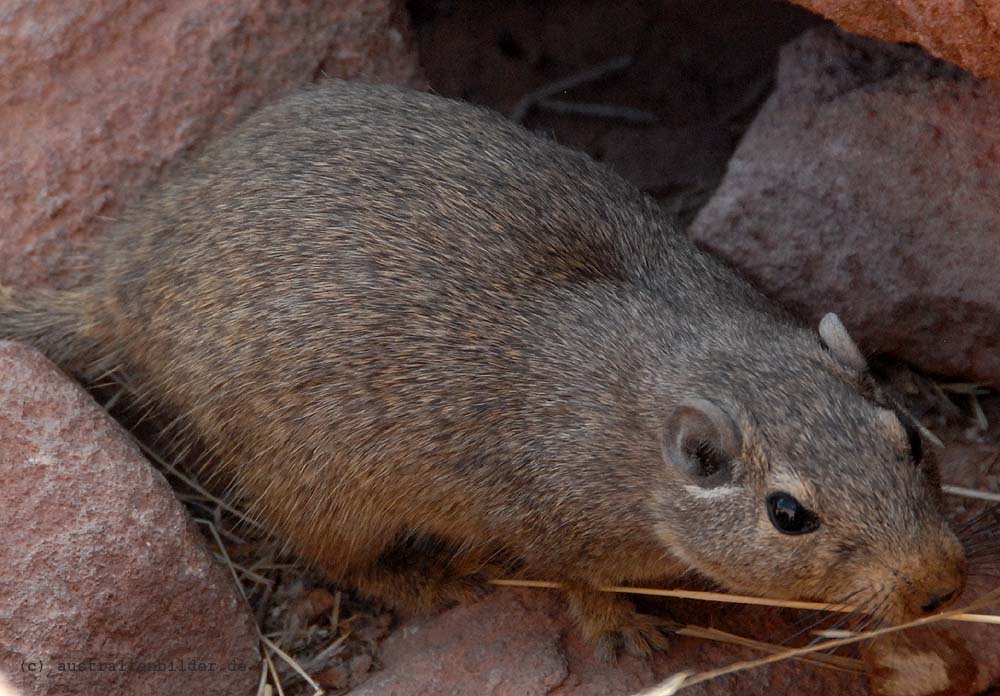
[651,313,965,623]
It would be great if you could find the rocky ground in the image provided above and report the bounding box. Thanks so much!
[1,1,998,695]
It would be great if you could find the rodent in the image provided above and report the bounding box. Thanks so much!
[0,79,966,658]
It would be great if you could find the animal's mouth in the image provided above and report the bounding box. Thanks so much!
[888,584,964,623]
[882,557,967,624]
[919,588,959,614]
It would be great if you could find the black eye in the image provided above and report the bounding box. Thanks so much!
[766,491,820,535]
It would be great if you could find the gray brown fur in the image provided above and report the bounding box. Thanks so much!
[0,80,964,657]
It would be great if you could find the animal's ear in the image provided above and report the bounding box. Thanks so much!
[661,399,742,487]
[818,312,867,373]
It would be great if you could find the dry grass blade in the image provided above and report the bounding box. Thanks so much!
[602,585,856,612]
[938,382,990,395]
[196,518,249,603]
[812,629,858,639]
[510,55,633,122]
[637,585,1000,694]
[219,558,274,587]
[263,646,285,696]
[201,519,290,695]
[491,579,561,590]
[944,485,1000,503]
[970,394,989,430]
[913,417,945,448]
[255,658,269,696]
[300,632,350,673]
[489,579,1000,624]
[536,98,658,124]
[137,439,263,530]
[675,625,863,673]
[636,671,690,696]
[259,636,322,695]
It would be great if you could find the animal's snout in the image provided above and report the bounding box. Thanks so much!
[893,529,967,621]
[919,587,959,614]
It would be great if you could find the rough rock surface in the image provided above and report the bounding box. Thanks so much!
[0,341,260,696]
[789,0,1000,77]
[353,589,868,695]
[690,29,1000,388]
[0,0,422,290]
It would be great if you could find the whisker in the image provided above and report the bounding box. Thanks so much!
[848,590,890,633]
[853,595,892,636]
[823,595,877,635]
[963,530,1000,545]
[961,520,1000,540]
[780,588,870,645]
[955,504,1000,537]
[962,534,1000,551]
[963,541,1000,556]
[963,541,1000,557]
[803,586,891,652]
[816,587,892,647]
[967,560,1000,571]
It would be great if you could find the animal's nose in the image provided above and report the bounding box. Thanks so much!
[920,588,958,614]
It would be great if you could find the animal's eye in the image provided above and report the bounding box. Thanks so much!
[766,492,819,535]
[901,418,923,465]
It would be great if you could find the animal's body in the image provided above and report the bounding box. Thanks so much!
[0,80,965,656]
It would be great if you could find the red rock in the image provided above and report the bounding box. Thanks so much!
[315,663,350,690]
[0,341,260,696]
[352,591,569,696]
[864,625,979,696]
[0,0,422,290]
[690,28,1000,389]
[348,653,374,686]
[788,0,1000,77]
[353,589,868,695]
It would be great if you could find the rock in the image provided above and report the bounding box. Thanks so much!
[788,0,1000,77]
[315,663,351,691]
[690,28,1000,388]
[352,590,570,696]
[0,341,260,696]
[348,653,374,686]
[864,626,979,696]
[0,0,422,290]
[353,589,868,695]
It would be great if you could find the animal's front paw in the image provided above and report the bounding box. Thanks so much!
[595,612,672,661]
[565,584,673,662]
[430,570,494,607]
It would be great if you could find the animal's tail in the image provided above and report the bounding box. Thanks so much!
[0,284,102,372]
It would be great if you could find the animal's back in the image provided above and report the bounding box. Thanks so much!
[78,81,713,573]
[96,81,771,426]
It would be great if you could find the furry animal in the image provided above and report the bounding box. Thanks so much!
[0,80,965,657]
